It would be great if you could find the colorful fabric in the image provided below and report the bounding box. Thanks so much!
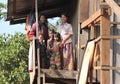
[49,53,61,69]
[27,23,48,44]
[29,11,34,28]
[28,41,36,84]
[63,42,74,70]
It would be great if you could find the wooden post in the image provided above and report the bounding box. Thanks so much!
[78,0,89,71]
[100,8,110,84]
[92,0,95,14]
[80,0,89,22]
[90,24,95,39]
[35,0,41,83]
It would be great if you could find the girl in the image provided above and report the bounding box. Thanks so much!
[49,32,61,69]
[47,29,55,67]
[57,13,74,70]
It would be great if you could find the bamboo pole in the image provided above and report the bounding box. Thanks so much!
[35,0,41,84]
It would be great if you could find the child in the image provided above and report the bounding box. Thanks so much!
[47,29,55,67]
[47,29,54,50]
[49,32,61,69]
[38,34,48,68]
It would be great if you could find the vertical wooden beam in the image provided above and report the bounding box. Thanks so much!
[79,0,89,70]
[90,24,95,39]
[80,0,89,22]
[100,9,110,84]
[92,0,95,14]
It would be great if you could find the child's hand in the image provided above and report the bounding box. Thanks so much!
[60,41,65,47]
[48,48,53,51]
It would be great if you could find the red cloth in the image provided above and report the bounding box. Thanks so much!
[27,23,36,41]
[27,22,48,42]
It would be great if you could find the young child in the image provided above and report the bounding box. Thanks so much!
[49,32,61,69]
[47,29,55,67]
[38,34,48,68]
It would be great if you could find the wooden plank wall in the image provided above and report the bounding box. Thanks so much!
[110,0,120,84]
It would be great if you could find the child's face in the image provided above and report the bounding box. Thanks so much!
[61,15,67,24]
[40,15,46,23]
[54,36,58,41]
[48,31,53,38]
[39,35,43,41]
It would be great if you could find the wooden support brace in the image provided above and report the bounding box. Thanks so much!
[81,9,102,29]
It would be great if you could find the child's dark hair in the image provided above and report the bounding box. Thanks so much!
[54,32,61,42]
[49,29,55,33]
[39,34,44,39]
[61,12,68,18]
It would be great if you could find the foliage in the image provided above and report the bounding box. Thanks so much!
[0,3,7,20]
[0,33,30,84]
[48,22,56,31]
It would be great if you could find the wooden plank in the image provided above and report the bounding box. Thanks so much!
[105,0,120,19]
[110,22,120,25]
[94,66,120,70]
[78,41,95,84]
[80,0,89,22]
[89,24,95,84]
[100,36,120,39]
[40,69,78,80]
[100,10,110,84]
[92,0,95,14]
[81,9,102,29]
[90,24,95,39]
[7,0,14,19]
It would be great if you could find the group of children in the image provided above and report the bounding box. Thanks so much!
[38,29,62,70]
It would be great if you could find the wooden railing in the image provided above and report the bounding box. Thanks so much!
[105,0,120,19]
[78,1,120,84]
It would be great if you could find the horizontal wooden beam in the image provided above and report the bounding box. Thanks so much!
[94,66,120,70]
[81,9,102,29]
[94,35,120,43]
[100,35,120,39]
[80,35,120,49]
[40,69,78,80]
[111,22,120,25]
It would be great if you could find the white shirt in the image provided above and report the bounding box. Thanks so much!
[57,23,73,44]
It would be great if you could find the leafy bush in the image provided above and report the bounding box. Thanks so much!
[0,33,30,84]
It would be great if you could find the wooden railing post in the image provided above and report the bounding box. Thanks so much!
[100,8,110,84]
